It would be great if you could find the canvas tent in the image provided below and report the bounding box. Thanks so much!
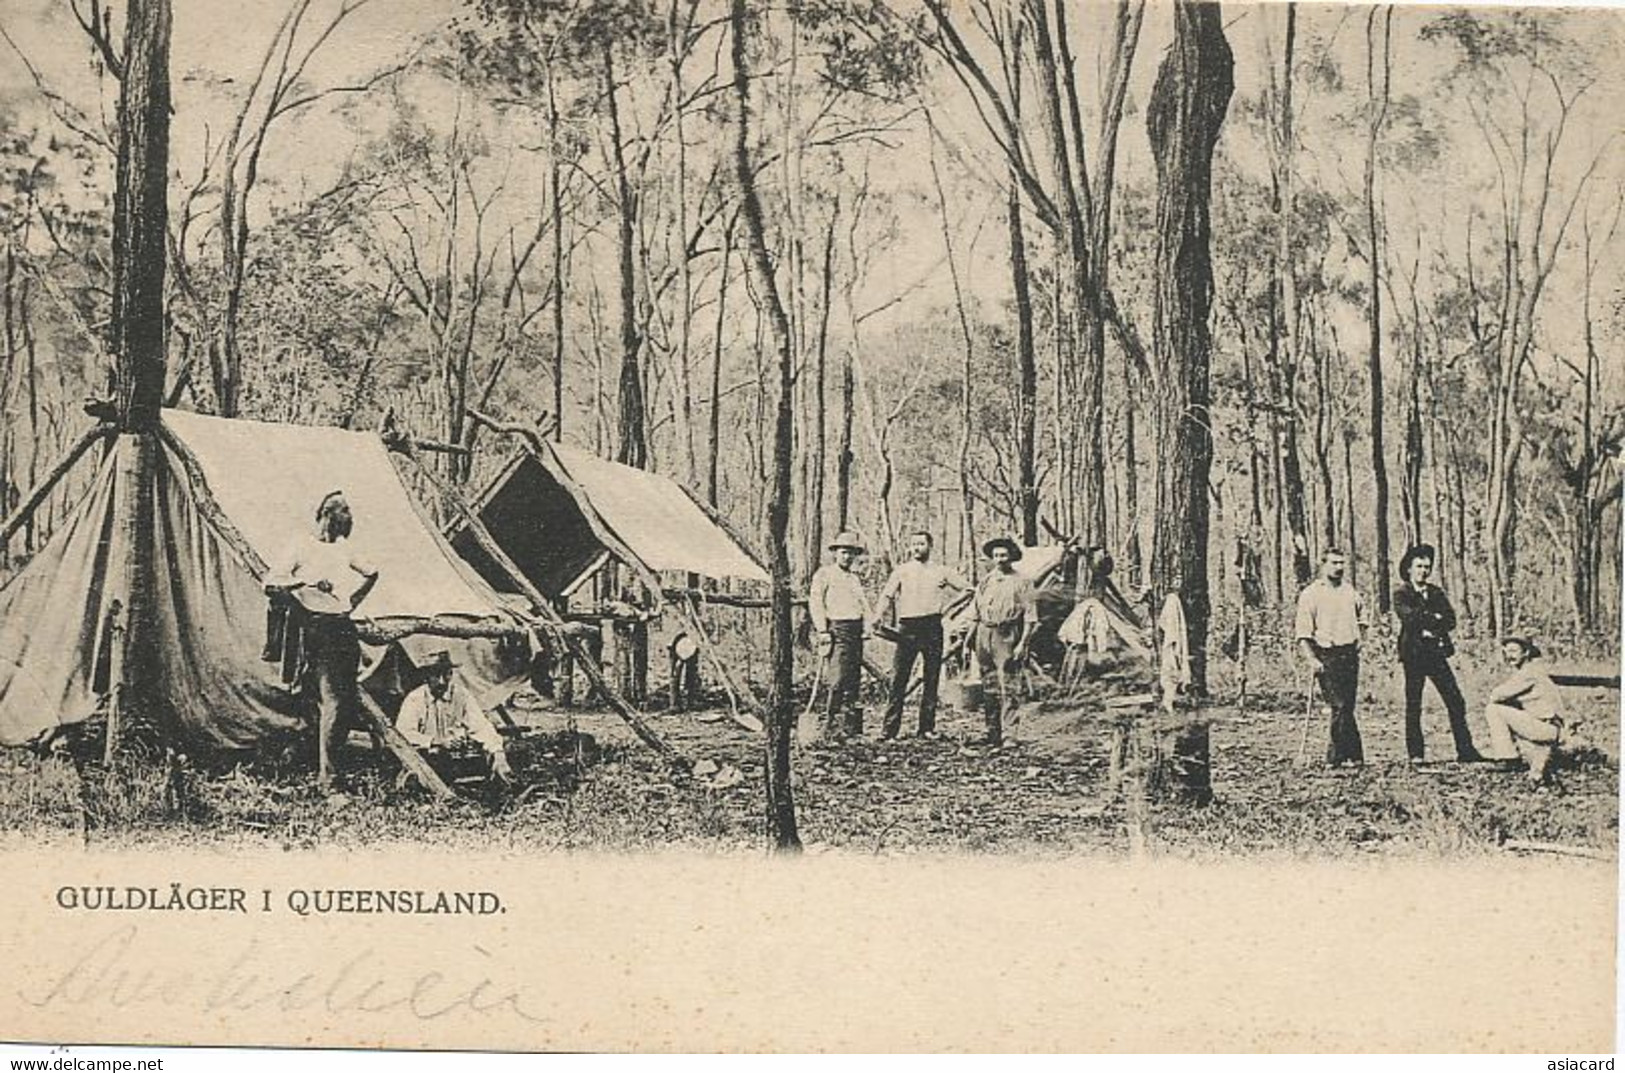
[453,444,768,600]
[449,441,769,721]
[0,410,525,751]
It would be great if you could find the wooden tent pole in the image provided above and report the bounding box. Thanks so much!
[393,449,689,772]
[0,425,110,548]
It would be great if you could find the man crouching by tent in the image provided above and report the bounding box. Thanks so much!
[396,650,513,788]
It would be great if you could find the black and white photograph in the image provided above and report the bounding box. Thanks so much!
[0,0,1618,1055]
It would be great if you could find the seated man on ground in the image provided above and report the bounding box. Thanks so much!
[396,650,513,786]
[1482,635,1567,784]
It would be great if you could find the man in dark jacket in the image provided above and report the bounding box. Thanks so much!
[1393,544,1480,762]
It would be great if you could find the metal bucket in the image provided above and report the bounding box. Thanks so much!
[946,677,985,711]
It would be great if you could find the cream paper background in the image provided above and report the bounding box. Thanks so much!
[0,849,1613,1052]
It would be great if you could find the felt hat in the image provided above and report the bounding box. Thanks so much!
[1500,635,1543,659]
[1398,543,1437,578]
[421,649,459,674]
[982,536,1024,562]
[828,531,866,554]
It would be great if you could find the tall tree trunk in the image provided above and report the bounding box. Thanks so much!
[668,2,696,485]
[1147,0,1232,804]
[806,211,837,574]
[1342,428,1357,562]
[606,46,646,470]
[1310,311,1336,548]
[548,65,567,441]
[1269,1,1312,586]
[707,220,733,507]
[109,0,172,753]
[1099,0,1146,569]
[836,347,854,531]
[1401,272,1425,546]
[928,131,977,578]
[1008,179,1038,546]
[732,0,799,853]
[1028,0,1101,540]
[21,278,39,554]
[1363,5,1394,612]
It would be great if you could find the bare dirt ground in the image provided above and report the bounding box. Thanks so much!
[0,636,1614,859]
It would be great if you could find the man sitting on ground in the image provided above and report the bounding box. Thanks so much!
[396,650,513,785]
[1482,635,1568,785]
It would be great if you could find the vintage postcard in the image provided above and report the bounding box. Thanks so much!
[0,0,1617,1054]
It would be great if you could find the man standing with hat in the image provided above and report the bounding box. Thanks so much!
[968,536,1037,746]
[1393,543,1480,762]
[876,530,970,740]
[808,531,873,739]
[396,650,513,783]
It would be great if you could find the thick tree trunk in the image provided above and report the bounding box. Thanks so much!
[109,0,172,753]
[732,0,799,853]
[1147,0,1231,805]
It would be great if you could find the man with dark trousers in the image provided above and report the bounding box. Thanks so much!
[1393,543,1481,762]
[876,530,969,740]
[808,531,872,740]
[1294,547,1368,767]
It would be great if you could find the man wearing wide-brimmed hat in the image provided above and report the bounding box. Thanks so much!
[968,536,1036,746]
[1393,543,1480,762]
[1483,635,1567,783]
[396,650,512,783]
[808,531,873,739]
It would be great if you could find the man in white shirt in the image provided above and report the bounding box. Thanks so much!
[396,651,512,784]
[265,490,380,793]
[877,531,969,739]
[1294,547,1368,766]
[807,531,872,740]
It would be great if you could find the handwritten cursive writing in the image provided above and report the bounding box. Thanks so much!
[20,924,548,1025]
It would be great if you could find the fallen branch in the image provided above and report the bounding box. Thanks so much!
[355,616,523,645]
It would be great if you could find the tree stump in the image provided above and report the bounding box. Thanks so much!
[1108,705,1214,810]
